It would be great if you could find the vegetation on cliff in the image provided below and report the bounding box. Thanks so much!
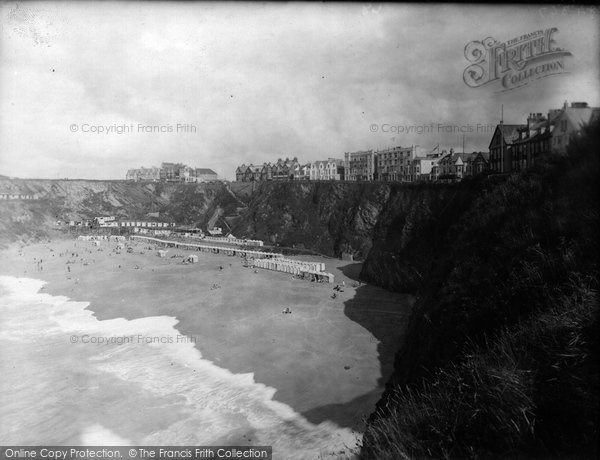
[0,181,241,248]
[361,120,599,458]
[229,181,392,256]
[2,122,597,458]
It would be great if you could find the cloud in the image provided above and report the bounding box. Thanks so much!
[0,2,598,179]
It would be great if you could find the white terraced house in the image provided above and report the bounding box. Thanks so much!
[309,159,341,180]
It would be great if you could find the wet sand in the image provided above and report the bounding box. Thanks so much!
[0,236,413,433]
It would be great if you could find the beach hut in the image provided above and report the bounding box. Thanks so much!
[93,241,100,246]
[157,250,168,258]
[187,254,199,263]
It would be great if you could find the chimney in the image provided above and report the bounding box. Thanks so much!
[528,112,546,128]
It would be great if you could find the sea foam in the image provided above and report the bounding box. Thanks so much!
[0,276,359,459]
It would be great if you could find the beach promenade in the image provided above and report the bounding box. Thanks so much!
[130,235,336,282]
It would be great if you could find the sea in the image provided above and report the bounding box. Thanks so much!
[0,276,358,459]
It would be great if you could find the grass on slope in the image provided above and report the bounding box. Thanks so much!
[361,120,599,459]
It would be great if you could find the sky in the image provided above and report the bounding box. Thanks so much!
[1,2,599,180]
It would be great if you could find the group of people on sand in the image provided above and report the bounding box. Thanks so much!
[331,281,346,298]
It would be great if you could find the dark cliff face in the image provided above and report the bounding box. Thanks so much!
[0,180,251,247]
[229,181,393,257]
[361,122,600,458]
[3,179,451,261]
[0,178,487,270]
[360,181,484,293]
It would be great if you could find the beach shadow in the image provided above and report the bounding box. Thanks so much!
[338,262,363,282]
[301,262,412,428]
[339,262,412,385]
[302,389,382,431]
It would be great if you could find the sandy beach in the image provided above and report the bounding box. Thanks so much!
[0,235,412,456]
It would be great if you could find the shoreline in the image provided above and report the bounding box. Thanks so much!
[0,236,413,436]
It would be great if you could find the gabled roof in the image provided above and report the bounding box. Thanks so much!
[512,105,599,146]
[499,124,525,143]
[489,124,526,149]
[455,152,476,163]
[412,156,437,162]
[437,152,454,163]
[472,151,490,161]
[513,118,553,144]
[273,162,290,170]
[196,168,217,175]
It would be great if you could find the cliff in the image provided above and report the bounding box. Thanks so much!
[0,178,470,262]
[0,180,243,248]
[361,121,599,458]
[1,122,597,457]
